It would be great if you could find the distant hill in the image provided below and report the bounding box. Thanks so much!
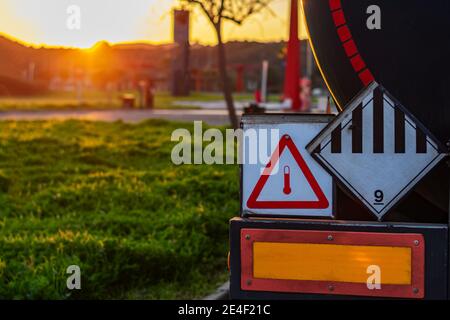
[0,35,321,96]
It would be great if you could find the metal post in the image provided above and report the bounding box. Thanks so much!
[261,60,269,103]
[283,0,301,111]
[306,41,313,79]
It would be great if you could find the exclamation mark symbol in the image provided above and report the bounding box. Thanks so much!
[283,166,292,195]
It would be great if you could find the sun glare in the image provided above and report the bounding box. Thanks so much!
[0,0,307,49]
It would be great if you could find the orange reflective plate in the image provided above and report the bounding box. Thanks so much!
[253,242,411,284]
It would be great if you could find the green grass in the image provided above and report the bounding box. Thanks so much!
[0,119,238,299]
[0,91,253,111]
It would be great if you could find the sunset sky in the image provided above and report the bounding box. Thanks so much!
[0,0,307,48]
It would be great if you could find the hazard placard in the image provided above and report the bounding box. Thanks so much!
[241,114,334,217]
[307,82,447,220]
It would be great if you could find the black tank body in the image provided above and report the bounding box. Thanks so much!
[303,0,450,221]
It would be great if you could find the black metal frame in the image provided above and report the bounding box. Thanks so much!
[230,114,450,300]
[229,218,449,300]
[239,113,336,219]
[446,140,450,295]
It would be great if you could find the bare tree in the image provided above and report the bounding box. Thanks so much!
[181,0,273,129]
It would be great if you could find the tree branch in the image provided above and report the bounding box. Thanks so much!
[182,0,274,26]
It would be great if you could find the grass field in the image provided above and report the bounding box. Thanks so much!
[0,91,254,111]
[0,119,238,299]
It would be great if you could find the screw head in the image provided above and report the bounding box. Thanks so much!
[328,285,335,292]
[327,235,334,241]
[413,288,419,294]
[245,234,251,240]
[246,279,252,286]
[413,240,419,246]
[284,134,290,140]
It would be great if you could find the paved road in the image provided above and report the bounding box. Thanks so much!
[0,109,241,126]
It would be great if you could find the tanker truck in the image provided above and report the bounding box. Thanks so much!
[229,0,450,300]
[303,0,450,222]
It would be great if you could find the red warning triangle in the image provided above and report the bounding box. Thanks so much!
[247,134,329,209]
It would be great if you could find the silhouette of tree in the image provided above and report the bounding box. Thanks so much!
[181,0,274,129]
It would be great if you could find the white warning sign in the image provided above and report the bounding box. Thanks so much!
[242,114,334,217]
[307,82,447,220]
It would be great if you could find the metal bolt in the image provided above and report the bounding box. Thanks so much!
[327,235,334,241]
[284,135,290,140]
[413,288,419,294]
[245,234,251,240]
[328,285,335,292]
[413,240,419,246]
[247,279,252,286]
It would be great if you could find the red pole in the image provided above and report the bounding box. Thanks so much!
[235,65,245,93]
[283,0,301,111]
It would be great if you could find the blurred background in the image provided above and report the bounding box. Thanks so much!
[0,0,333,300]
[0,0,330,112]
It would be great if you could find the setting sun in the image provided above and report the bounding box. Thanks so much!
[0,0,307,48]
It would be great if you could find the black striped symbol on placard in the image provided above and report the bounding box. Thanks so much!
[307,82,446,221]
[326,87,429,154]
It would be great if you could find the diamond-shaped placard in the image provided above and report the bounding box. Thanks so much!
[307,82,447,220]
